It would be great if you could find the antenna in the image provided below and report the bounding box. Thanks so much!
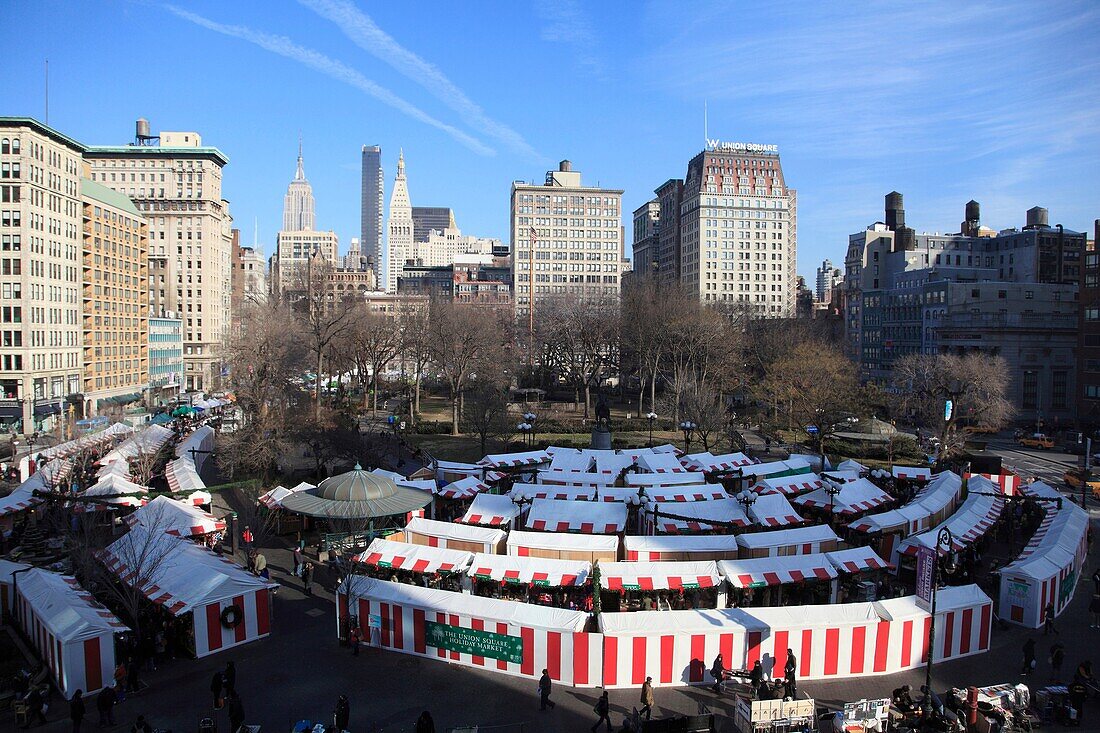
[44,59,49,125]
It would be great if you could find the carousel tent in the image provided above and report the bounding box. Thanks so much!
[623,534,739,561]
[625,473,708,489]
[436,473,504,500]
[258,481,315,510]
[646,497,750,533]
[637,452,688,474]
[599,560,721,591]
[126,495,226,537]
[459,493,523,527]
[525,498,627,534]
[736,524,840,556]
[511,483,597,501]
[679,451,754,472]
[468,553,591,587]
[745,493,805,527]
[506,530,618,560]
[99,526,275,658]
[793,477,893,516]
[753,473,825,497]
[15,569,128,698]
[352,537,473,575]
[403,516,506,553]
[825,546,893,574]
[280,465,432,520]
[718,554,839,588]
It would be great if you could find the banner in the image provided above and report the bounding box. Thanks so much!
[424,620,523,664]
[915,547,935,611]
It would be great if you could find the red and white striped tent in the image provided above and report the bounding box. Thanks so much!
[745,493,805,528]
[718,554,839,588]
[623,534,739,562]
[753,473,825,497]
[548,449,593,473]
[370,468,436,494]
[511,483,597,501]
[403,517,507,553]
[125,495,226,537]
[468,553,591,587]
[649,444,683,455]
[793,477,893,516]
[591,451,635,476]
[836,459,868,474]
[735,525,841,558]
[435,460,482,485]
[824,546,893,574]
[258,481,315,510]
[965,472,1020,496]
[352,537,473,575]
[96,460,132,479]
[894,485,1005,563]
[740,458,813,482]
[592,487,648,504]
[599,561,721,591]
[99,526,274,658]
[436,473,505,500]
[996,481,1089,628]
[175,426,216,472]
[0,474,47,521]
[679,452,754,472]
[637,452,688,474]
[506,530,619,559]
[645,486,729,503]
[848,471,963,537]
[185,490,212,507]
[526,498,627,534]
[15,569,129,698]
[625,473,708,490]
[0,558,30,616]
[646,497,750,533]
[36,423,130,463]
[100,425,174,464]
[459,492,522,527]
[337,576,597,685]
[478,450,552,469]
[539,472,616,488]
[165,457,205,494]
[892,465,932,482]
[77,474,148,512]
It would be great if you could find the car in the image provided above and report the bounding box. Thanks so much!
[1018,433,1054,449]
[1064,468,1100,496]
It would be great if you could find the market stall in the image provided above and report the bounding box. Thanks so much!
[826,547,894,602]
[435,473,504,500]
[478,450,551,470]
[876,585,994,665]
[336,575,599,686]
[894,485,1005,566]
[0,558,30,617]
[174,426,215,472]
[76,474,149,512]
[625,473,709,490]
[719,554,839,606]
[679,451,754,472]
[847,471,964,561]
[525,498,627,534]
[402,516,506,554]
[637,452,688,474]
[735,525,840,558]
[99,526,275,658]
[258,481,315,510]
[510,483,597,501]
[598,560,723,611]
[15,568,129,698]
[623,534,740,562]
[740,458,813,482]
[548,449,593,473]
[0,472,46,533]
[752,473,825,497]
[126,495,226,538]
[644,497,750,533]
[352,537,472,590]
[468,553,591,608]
[507,530,618,562]
[892,465,932,482]
[744,493,805,528]
[644,486,729,503]
[164,456,206,495]
[592,451,635,477]
[793,477,893,517]
[435,460,482,485]
[538,471,616,488]
[459,493,522,527]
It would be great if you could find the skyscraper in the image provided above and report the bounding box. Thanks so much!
[283,139,315,232]
[361,145,383,270]
[386,151,413,293]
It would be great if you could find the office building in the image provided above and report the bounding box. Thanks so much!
[412,207,456,243]
[231,228,267,333]
[815,259,843,303]
[148,315,183,407]
[654,179,684,287]
[631,199,659,278]
[272,230,339,295]
[343,237,369,271]
[283,141,315,232]
[844,194,1085,423]
[386,151,413,293]
[1077,220,1100,430]
[80,178,149,417]
[85,121,234,394]
[510,160,624,319]
[398,254,511,304]
[408,230,501,268]
[361,145,383,269]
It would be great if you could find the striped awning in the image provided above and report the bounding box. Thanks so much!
[896,493,1005,557]
[165,457,205,494]
[477,450,551,468]
[825,546,893,574]
[352,538,473,575]
[467,553,590,587]
[718,555,838,588]
[436,472,504,500]
[525,498,626,534]
[753,474,825,496]
[458,493,520,527]
[892,466,932,481]
[746,493,805,527]
[600,560,721,591]
[648,498,750,533]
[644,487,729,503]
[511,484,597,501]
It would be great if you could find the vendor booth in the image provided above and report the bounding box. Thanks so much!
[511,483,597,501]
[548,449,593,473]
[624,534,740,562]
[875,585,993,665]
[645,497,750,533]
[435,473,503,500]
[719,554,839,606]
[0,473,46,532]
[0,558,30,618]
[175,426,215,472]
[680,451,754,472]
[892,465,932,482]
[459,493,522,527]
[735,525,840,558]
[353,537,472,590]
[537,472,615,488]
[744,493,805,528]
[625,473,708,490]
[793,477,893,517]
[15,569,129,698]
[478,450,551,470]
[740,458,813,482]
[435,460,483,485]
[468,553,591,608]
[995,481,1088,628]
[752,474,825,497]
[165,457,206,495]
[592,451,635,477]
[402,516,506,554]
[336,575,599,686]
[99,526,275,658]
[848,471,964,560]
[894,485,1005,566]
[507,530,619,562]
[637,452,688,474]
[126,494,226,538]
[76,474,148,512]
[525,498,627,534]
[598,560,723,611]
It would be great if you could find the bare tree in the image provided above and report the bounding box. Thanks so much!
[290,256,356,420]
[463,375,513,456]
[666,375,726,452]
[397,300,432,421]
[342,304,402,416]
[537,296,619,417]
[427,300,501,436]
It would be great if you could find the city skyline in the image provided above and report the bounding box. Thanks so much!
[3,1,1098,280]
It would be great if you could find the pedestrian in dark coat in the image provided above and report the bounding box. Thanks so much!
[1044,603,1059,635]
[784,649,798,698]
[22,687,46,728]
[302,562,314,595]
[640,677,655,721]
[1022,638,1036,676]
[1051,643,1065,681]
[210,671,225,709]
[415,711,435,733]
[334,694,350,731]
[591,691,612,733]
[227,693,245,733]
[538,669,555,710]
[224,662,236,696]
[70,689,85,733]
[96,686,117,726]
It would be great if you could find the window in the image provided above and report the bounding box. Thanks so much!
[971,289,980,298]
[1051,371,1068,410]
[998,290,1006,299]
[1022,370,1038,410]
[1024,290,1034,299]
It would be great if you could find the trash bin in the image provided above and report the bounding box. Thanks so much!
[199,716,216,733]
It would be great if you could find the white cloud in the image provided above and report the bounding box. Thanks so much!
[163,4,494,156]
[535,0,604,76]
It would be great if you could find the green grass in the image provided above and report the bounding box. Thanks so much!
[406,430,692,463]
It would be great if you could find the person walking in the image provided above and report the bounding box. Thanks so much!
[640,677,655,721]
[414,711,435,733]
[96,685,117,727]
[1022,638,1036,676]
[113,661,128,703]
[254,553,268,580]
[1044,603,1059,635]
[784,649,798,698]
[293,546,304,577]
[538,669,555,711]
[302,562,314,596]
[1051,642,1066,681]
[241,526,253,549]
[349,625,362,656]
[591,690,612,733]
[224,662,236,697]
[210,670,225,709]
[227,692,245,733]
[711,653,726,693]
[70,689,85,733]
[749,660,764,698]
[333,694,350,731]
[1067,676,1087,727]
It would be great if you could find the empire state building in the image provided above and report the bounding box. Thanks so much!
[283,140,315,231]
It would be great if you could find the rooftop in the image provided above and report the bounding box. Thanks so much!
[85,143,229,166]
[0,117,86,152]
[80,178,142,217]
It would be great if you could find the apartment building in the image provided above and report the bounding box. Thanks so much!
[631,199,659,278]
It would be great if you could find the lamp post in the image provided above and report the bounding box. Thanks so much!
[523,413,537,447]
[679,421,696,454]
[824,478,843,518]
[517,421,534,447]
[735,488,756,523]
[646,412,657,448]
[924,526,955,709]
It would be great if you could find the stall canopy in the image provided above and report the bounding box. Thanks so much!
[646,497,750,533]
[0,559,30,613]
[592,451,635,476]
[895,487,1005,559]
[511,483,597,502]
[459,493,522,526]
[478,450,551,468]
[126,495,226,536]
[165,457,205,494]
[849,471,963,536]
[825,546,893,574]
[892,466,932,482]
[436,473,504,500]
[506,530,618,556]
[793,477,893,515]
[752,473,826,497]
[0,473,47,517]
[101,425,174,464]
[525,498,627,534]
[718,554,839,588]
[592,487,648,504]
[623,534,739,561]
[404,516,507,548]
[352,537,473,574]
[788,453,832,472]
[258,481,315,510]
[680,452,754,472]
[836,459,868,474]
[644,485,729,503]
[370,469,436,494]
[538,472,616,488]
[741,458,813,481]
[637,452,688,474]
[746,493,805,527]
[625,473,708,489]
[174,426,216,471]
[548,449,593,473]
[599,560,721,591]
[38,423,130,461]
[468,553,591,587]
[735,524,840,554]
[78,474,148,511]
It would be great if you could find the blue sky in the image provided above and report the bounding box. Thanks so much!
[4,1,1099,279]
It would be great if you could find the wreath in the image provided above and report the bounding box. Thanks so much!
[220,604,243,629]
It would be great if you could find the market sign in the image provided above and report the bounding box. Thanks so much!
[915,547,935,611]
[424,620,523,665]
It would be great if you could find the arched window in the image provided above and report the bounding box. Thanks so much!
[0,139,8,154]
[10,139,19,154]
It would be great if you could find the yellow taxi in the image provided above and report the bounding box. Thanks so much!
[1063,468,1100,497]
[1018,433,1055,449]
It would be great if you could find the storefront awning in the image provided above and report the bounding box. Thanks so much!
[600,560,721,591]
[468,552,590,587]
[525,498,626,534]
[825,546,893,573]
[718,554,838,588]
[352,538,472,574]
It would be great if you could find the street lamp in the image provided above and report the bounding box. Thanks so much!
[646,412,657,448]
[523,413,537,446]
[824,478,843,517]
[679,421,696,454]
[735,488,756,521]
[517,421,534,447]
[924,526,955,711]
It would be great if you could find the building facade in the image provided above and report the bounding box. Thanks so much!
[386,151,413,293]
[148,315,183,407]
[654,179,684,287]
[360,145,383,269]
[1077,220,1100,430]
[282,142,315,232]
[398,254,511,304]
[80,178,149,417]
[272,230,339,295]
[412,207,456,243]
[631,199,659,278]
[85,125,233,394]
[510,160,623,319]
[815,259,842,303]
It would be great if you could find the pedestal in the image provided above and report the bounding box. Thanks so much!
[591,426,612,450]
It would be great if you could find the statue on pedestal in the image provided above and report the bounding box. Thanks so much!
[592,394,612,449]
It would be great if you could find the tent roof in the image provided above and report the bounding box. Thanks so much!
[645,485,729,503]
[436,473,504,500]
[598,605,770,635]
[740,458,812,480]
[753,473,825,496]
[459,493,522,526]
[680,451,754,472]
[525,498,627,534]
[259,482,314,509]
[352,538,472,574]
[17,569,128,641]
[126,495,225,536]
[647,497,750,533]
[637,452,688,474]
[537,471,616,488]
[623,534,739,554]
[736,523,839,550]
[0,558,31,583]
[0,478,46,517]
[592,452,635,476]
[174,426,215,460]
[718,554,838,588]
[625,473,708,488]
[849,471,963,534]
[477,450,551,468]
[339,575,588,632]
[746,493,805,527]
[548,450,593,473]
[404,516,506,546]
[592,487,648,504]
[511,483,597,501]
[793,477,892,515]
[599,560,721,591]
[837,459,867,473]
[99,526,274,615]
[84,473,148,496]
[896,488,1004,557]
[997,482,1088,581]
[468,553,590,587]
[825,546,893,573]
[892,465,932,481]
[875,584,991,620]
[436,460,480,471]
[507,530,618,553]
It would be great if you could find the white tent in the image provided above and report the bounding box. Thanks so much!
[126,495,226,537]
[892,465,932,481]
[435,459,481,484]
[788,453,831,472]
[459,493,522,527]
[352,537,472,575]
[637,452,688,474]
[736,525,840,557]
[825,546,893,574]
[679,452,754,472]
[175,426,215,471]
[15,569,128,698]
[591,451,635,476]
[895,484,1005,562]
[740,458,812,481]
[548,449,593,473]
[793,477,893,516]
[511,483,597,501]
[78,474,149,511]
[370,468,435,493]
[403,516,506,553]
[259,481,315,510]
[468,553,591,587]
[436,473,503,500]
[477,450,551,468]
[623,534,739,561]
[718,554,839,588]
[625,473,708,489]
[644,485,729,503]
[836,459,867,474]
[753,473,825,497]
[646,497,750,533]
[0,473,47,518]
[506,530,619,559]
[101,425,174,464]
[538,471,617,488]
[592,487,648,504]
[849,471,963,536]
[599,560,721,591]
[99,526,275,658]
[746,493,805,527]
[525,498,627,534]
[165,457,206,494]
[0,558,30,614]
